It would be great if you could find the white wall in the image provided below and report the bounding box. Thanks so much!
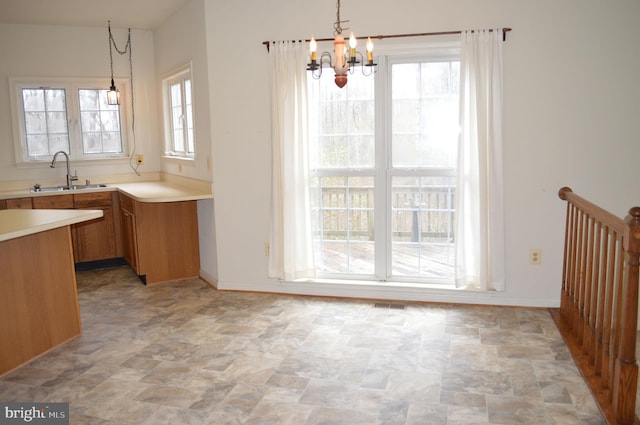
[154,0,217,282]
[0,23,159,185]
[204,0,640,306]
[153,0,212,183]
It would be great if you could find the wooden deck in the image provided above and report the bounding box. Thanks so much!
[315,241,454,280]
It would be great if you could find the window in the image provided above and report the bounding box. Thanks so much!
[78,89,123,155]
[10,78,127,164]
[162,64,195,159]
[20,88,70,158]
[308,50,460,284]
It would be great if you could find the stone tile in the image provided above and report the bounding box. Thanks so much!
[306,406,377,425]
[243,400,312,425]
[376,399,410,425]
[441,368,512,396]
[299,379,360,408]
[384,371,441,404]
[405,403,448,425]
[134,384,203,409]
[486,395,549,424]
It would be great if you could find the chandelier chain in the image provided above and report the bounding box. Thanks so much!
[333,0,349,35]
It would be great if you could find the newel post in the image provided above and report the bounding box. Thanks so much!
[613,206,640,424]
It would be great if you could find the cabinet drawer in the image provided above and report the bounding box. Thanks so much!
[32,194,74,209]
[6,197,33,209]
[119,193,136,213]
[74,191,112,208]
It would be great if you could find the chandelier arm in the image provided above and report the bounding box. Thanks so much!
[358,52,374,76]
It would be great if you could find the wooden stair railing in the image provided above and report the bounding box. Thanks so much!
[554,187,640,424]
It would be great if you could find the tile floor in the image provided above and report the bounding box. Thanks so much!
[0,266,606,424]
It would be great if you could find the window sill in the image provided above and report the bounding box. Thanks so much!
[162,155,195,163]
[14,156,131,169]
[304,277,456,288]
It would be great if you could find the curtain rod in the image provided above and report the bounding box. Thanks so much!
[262,27,511,51]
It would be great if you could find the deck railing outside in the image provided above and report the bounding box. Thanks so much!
[314,184,455,242]
[311,183,456,277]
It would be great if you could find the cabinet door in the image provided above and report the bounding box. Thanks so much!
[120,206,139,273]
[72,192,117,263]
[74,206,117,263]
[135,201,199,284]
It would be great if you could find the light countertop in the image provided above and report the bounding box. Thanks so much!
[114,182,212,202]
[0,209,103,242]
[0,180,213,203]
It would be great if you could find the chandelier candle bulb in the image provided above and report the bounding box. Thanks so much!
[366,37,374,63]
[349,32,357,60]
[310,36,317,62]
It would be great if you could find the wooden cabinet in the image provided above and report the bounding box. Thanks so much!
[3,189,201,281]
[73,192,118,263]
[119,193,199,285]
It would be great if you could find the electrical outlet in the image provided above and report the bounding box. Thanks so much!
[530,249,542,265]
[135,153,144,166]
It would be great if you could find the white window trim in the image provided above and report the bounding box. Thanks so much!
[9,76,131,166]
[309,44,461,284]
[161,62,196,161]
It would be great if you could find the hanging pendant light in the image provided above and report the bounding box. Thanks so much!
[106,21,132,105]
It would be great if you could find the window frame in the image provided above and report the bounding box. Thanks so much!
[161,63,196,160]
[308,42,461,284]
[9,76,130,165]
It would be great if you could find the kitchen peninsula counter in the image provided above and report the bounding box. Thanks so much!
[0,208,102,376]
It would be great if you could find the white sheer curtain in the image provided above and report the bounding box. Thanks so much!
[455,29,506,291]
[268,41,316,281]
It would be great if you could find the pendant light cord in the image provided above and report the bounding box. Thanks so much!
[108,22,139,176]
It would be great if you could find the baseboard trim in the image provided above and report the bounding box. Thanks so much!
[214,279,560,308]
[199,269,218,289]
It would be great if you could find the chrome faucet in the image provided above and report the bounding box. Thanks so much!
[50,151,78,188]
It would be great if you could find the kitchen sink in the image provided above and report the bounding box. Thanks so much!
[31,184,108,193]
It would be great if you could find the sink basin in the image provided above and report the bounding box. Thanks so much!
[70,184,108,190]
[31,186,66,193]
[31,184,108,193]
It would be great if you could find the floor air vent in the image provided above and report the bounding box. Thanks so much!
[374,303,406,310]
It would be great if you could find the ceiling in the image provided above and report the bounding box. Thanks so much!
[0,0,192,30]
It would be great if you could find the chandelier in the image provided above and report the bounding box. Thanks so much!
[306,0,377,88]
